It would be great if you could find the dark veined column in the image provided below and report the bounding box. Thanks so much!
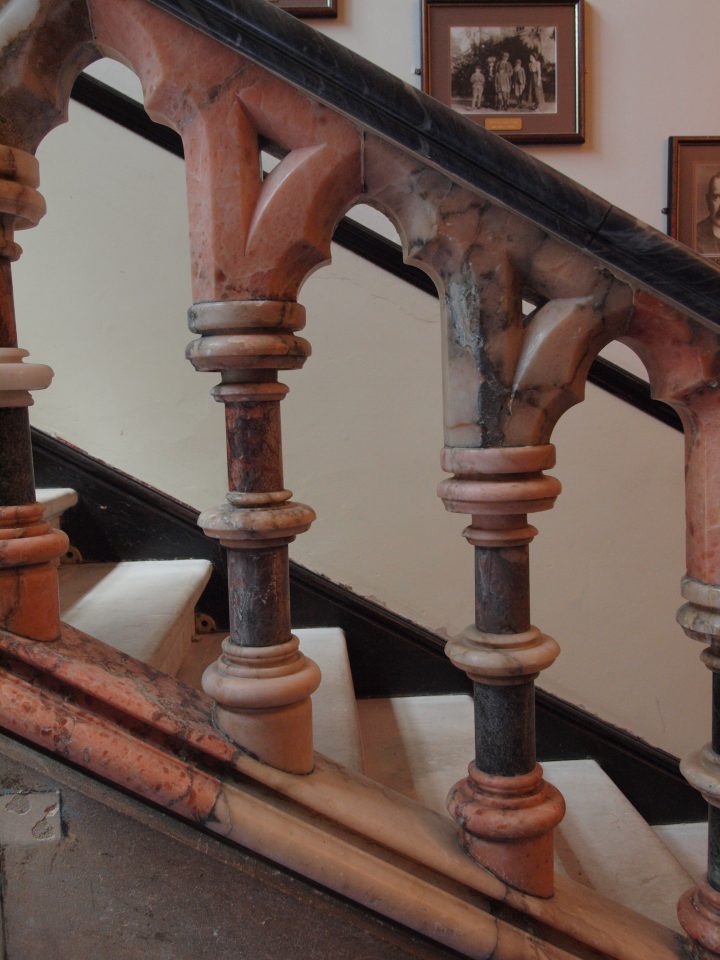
[187,300,320,774]
[439,444,565,898]
[0,146,67,641]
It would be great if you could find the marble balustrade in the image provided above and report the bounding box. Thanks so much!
[0,0,719,951]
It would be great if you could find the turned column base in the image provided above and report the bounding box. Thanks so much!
[447,762,565,898]
[202,635,321,774]
[679,879,720,959]
[211,698,314,775]
[0,504,68,641]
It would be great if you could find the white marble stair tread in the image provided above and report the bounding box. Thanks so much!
[653,821,708,882]
[59,559,212,674]
[545,758,692,932]
[357,695,693,931]
[357,694,475,806]
[295,627,363,773]
[36,487,78,524]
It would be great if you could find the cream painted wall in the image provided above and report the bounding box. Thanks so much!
[309,0,720,231]
[14,0,719,759]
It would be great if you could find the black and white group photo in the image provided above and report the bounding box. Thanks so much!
[450,25,557,115]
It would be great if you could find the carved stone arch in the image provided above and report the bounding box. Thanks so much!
[621,290,720,584]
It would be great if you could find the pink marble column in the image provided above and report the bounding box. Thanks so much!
[363,134,634,896]
[0,2,99,643]
[624,291,720,958]
[87,0,363,771]
[0,146,67,641]
[188,301,322,773]
[439,444,565,897]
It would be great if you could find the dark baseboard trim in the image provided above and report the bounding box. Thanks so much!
[70,74,683,435]
[31,429,230,630]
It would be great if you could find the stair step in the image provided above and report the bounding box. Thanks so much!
[358,694,474,804]
[653,822,707,883]
[545,759,691,931]
[357,695,693,931]
[176,627,363,773]
[297,627,363,773]
[36,487,78,526]
[59,560,212,674]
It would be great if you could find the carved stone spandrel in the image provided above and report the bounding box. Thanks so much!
[507,281,633,445]
[364,135,635,449]
[89,0,363,304]
[0,0,94,154]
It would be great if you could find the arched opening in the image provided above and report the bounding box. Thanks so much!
[14,59,227,513]
[285,200,464,637]
[599,340,650,382]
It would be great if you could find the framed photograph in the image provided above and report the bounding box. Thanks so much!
[268,0,337,17]
[669,137,720,262]
[421,0,584,143]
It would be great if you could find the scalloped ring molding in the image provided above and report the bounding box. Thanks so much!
[0,348,53,407]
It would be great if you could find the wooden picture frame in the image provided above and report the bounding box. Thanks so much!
[669,137,720,262]
[421,0,584,144]
[269,0,338,17]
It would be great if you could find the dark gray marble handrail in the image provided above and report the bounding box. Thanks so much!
[147,0,720,327]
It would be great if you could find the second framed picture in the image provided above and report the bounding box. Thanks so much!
[422,0,584,143]
[668,137,720,262]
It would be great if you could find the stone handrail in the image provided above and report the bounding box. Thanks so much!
[147,0,720,326]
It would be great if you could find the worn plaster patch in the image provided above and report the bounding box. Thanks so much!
[0,791,61,845]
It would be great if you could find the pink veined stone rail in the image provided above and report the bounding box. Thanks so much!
[0,1,719,951]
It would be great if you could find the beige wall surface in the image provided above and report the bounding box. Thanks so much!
[14,0,719,759]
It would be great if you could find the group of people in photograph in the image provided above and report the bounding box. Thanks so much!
[469,50,545,112]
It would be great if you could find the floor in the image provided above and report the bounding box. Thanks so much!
[0,732,462,960]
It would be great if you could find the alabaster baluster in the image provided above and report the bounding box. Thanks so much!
[0,147,67,641]
[439,445,565,897]
[187,301,321,773]
[86,0,363,772]
[674,395,720,959]
[617,291,720,957]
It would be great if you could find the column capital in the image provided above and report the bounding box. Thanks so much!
[682,744,720,809]
[438,444,561,547]
[187,299,310,375]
